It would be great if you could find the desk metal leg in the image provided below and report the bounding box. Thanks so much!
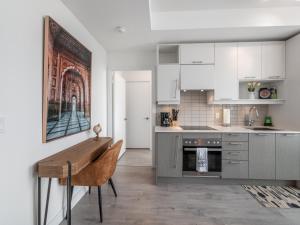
[38,177,41,225]
[67,161,72,225]
[43,178,52,225]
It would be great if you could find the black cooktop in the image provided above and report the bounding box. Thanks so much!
[180,126,216,131]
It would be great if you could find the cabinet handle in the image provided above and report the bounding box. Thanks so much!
[282,134,298,137]
[228,134,240,136]
[228,142,242,145]
[268,75,281,79]
[227,152,240,156]
[174,136,180,168]
[229,161,242,164]
[255,133,271,136]
[173,80,178,99]
[192,60,203,64]
[244,76,256,79]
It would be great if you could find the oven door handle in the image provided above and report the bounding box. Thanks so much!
[183,148,197,152]
[184,148,222,152]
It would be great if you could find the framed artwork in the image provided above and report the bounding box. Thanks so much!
[43,16,92,142]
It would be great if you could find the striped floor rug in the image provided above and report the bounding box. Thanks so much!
[242,185,300,208]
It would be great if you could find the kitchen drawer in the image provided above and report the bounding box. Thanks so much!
[222,142,248,151]
[222,133,248,142]
[222,160,249,179]
[222,151,248,161]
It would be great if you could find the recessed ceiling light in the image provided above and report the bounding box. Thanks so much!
[115,26,127,33]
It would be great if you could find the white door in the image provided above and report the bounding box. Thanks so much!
[214,43,239,100]
[180,43,215,64]
[262,41,286,79]
[181,65,215,90]
[126,81,151,149]
[238,42,262,80]
[157,65,180,104]
[113,73,126,158]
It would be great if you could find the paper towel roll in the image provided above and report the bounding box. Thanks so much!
[223,108,231,126]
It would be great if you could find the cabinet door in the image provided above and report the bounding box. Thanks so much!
[180,65,214,90]
[157,65,180,104]
[180,43,215,65]
[214,43,238,100]
[157,133,182,177]
[262,41,286,79]
[249,133,275,179]
[238,42,262,80]
[222,160,249,179]
[276,134,300,180]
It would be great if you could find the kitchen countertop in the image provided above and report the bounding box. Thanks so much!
[155,125,300,134]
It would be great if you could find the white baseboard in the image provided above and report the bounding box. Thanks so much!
[47,187,88,225]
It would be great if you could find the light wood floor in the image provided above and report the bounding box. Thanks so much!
[117,149,152,167]
[60,164,300,225]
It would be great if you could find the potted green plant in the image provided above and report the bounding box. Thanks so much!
[247,82,261,99]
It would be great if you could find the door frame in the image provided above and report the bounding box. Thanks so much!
[112,73,127,158]
[109,70,154,166]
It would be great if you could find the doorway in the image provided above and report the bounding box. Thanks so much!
[112,70,152,166]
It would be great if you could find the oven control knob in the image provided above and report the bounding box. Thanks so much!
[207,141,210,144]
[194,141,197,144]
[217,141,220,144]
[213,141,216,144]
[189,141,192,144]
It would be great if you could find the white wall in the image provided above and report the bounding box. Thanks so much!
[269,34,300,130]
[0,1,107,225]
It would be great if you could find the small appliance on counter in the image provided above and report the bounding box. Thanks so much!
[171,108,179,126]
[223,108,231,127]
[160,112,171,127]
[264,116,273,126]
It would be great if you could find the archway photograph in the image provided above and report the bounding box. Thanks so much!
[42,16,92,142]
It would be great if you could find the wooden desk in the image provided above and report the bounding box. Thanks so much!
[36,137,112,225]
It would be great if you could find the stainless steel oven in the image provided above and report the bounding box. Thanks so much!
[183,137,222,177]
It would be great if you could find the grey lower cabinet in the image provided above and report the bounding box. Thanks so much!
[222,160,249,179]
[249,133,275,180]
[222,133,249,179]
[276,133,300,180]
[157,133,182,177]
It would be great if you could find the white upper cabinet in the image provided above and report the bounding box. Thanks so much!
[181,65,214,90]
[180,43,215,65]
[157,65,180,104]
[261,41,285,79]
[214,43,239,100]
[238,42,262,80]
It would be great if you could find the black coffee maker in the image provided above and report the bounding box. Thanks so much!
[160,112,171,127]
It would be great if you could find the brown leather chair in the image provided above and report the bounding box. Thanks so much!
[60,140,123,223]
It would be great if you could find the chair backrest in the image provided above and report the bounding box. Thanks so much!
[93,140,123,182]
[107,140,123,177]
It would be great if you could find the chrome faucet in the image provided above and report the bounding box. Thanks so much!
[248,106,259,126]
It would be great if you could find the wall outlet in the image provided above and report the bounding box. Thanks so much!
[0,117,5,134]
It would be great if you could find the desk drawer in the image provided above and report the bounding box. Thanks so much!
[223,151,248,161]
[222,142,248,151]
[222,133,248,142]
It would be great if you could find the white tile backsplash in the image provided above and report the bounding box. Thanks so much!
[156,91,269,126]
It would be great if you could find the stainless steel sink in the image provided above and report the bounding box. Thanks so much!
[245,126,281,131]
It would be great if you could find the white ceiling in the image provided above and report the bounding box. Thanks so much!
[62,0,300,52]
[151,0,300,11]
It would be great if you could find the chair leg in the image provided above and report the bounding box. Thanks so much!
[97,186,103,223]
[65,186,74,220]
[109,178,117,197]
[88,186,91,195]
